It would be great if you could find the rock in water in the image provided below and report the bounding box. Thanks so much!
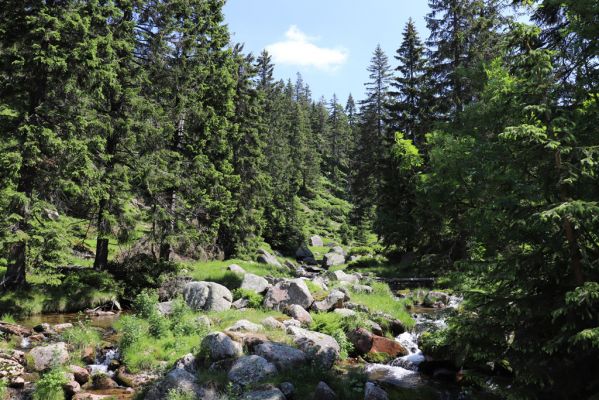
[183,281,232,311]
[263,279,314,311]
[227,355,277,386]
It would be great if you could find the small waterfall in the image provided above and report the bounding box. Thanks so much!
[87,348,119,376]
[20,336,30,349]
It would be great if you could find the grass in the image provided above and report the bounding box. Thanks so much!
[186,259,293,289]
[0,269,121,317]
[60,324,103,359]
[348,282,415,329]
[0,314,16,324]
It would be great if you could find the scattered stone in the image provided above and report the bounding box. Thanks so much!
[81,346,96,364]
[322,252,345,268]
[282,319,301,329]
[285,304,312,325]
[63,380,81,396]
[313,289,346,312]
[263,279,314,311]
[328,270,359,283]
[243,388,286,400]
[228,264,247,275]
[73,393,117,400]
[365,320,384,336]
[232,298,249,309]
[33,323,52,334]
[225,332,269,352]
[183,281,233,312]
[345,302,370,313]
[352,284,373,293]
[196,315,212,328]
[0,355,25,379]
[241,273,270,294]
[53,323,73,333]
[284,260,297,270]
[261,317,285,330]
[144,368,204,400]
[201,332,243,361]
[174,353,197,374]
[287,326,340,370]
[9,376,25,388]
[296,245,314,260]
[28,342,69,371]
[256,249,282,268]
[310,235,324,247]
[92,374,118,390]
[227,355,277,386]
[423,291,450,308]
[227,320,263,333]
[156,301,174,316]
[331,246,346,256]
[333,308,356,318]
[364,382,389,400]
[279,382,294,398]
[0,322,32,337]
[314,381,338,400]
[115,367,157,388]
[254,342,307,371]
[69,365,90,385]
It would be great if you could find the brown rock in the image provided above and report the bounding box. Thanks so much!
[9,376,25,388]
[347,328,373,354]
[82,347,96,364]
[370,336,408,358]
[63,380,81,396]
[0,322,32,337]
[225,331,270,352]
[73,394,116,400]
[69,365,90,385]
[92,374,118,390]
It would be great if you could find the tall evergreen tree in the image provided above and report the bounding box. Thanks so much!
[388,18,431,145]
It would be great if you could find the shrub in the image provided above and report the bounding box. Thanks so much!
[118,315,148,351]
[107,254,179,299]
[33,368,67,400]
[133,289,160,319]
[232,288,264,309]
[166,389,197,400]
[0,379,7,400]
[148,312,169,338]
[61,324,102,353]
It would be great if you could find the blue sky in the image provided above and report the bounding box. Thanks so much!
[223,0,431,104]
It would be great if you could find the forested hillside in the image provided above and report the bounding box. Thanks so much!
[1,1,598,399]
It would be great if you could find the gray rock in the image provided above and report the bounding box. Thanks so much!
[183,281,232,312]
[201,332,243,361]
[279,382,294,398]
[314,381,337,400]
[28,342,69,371]
[364,381,389,400]
[310,235,324,247]
[287,327,340,370]
[313,289,346,312]
[53,323,73,333]
[174,353,197,374]
[322,252,345,267]
[227,320,263,333]
[196,315,212,328]
[365,320,383,336]
[254,342,307,371]
[243,388,286,400]
[263,279,314,311]
[228,264,247,275]
[0,355,24,379]
[257,249,282,268]
[285,304,312,325]
[328,270,359,284]
[156,301,174,316]
[282,319,302,328]
[331,246,346,256]
[333,308,356,318]
[296,245,314,260]
[233,298,250,309]
[143,368,203,400]
[241,273,270,294]
[352,284,373,293]
[227,355,277,386]
[261,317,285,330]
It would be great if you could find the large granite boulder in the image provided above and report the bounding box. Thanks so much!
[241,273,270,294]
[287,326,340,370]
[254,342,308,371]
[263,279,313,311]
[227,355,277,386]
[28,342,69,371]
[227,320,263,333]
[310,235,324,247]
[143,368,203,400]
[183,281,232,311]
[322,252,345,268]
[201,332,243,361]
[328,270,359,284]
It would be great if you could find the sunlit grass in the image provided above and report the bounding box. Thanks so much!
[348,282,414,329]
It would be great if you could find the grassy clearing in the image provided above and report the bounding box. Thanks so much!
[186,259,292,289]
[348,282,415,329]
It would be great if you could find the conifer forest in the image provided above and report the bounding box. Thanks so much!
[0,1,597,399]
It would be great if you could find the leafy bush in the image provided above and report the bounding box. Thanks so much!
[118,315,148,351]
[133,289,160,319]
[33,368,67,400]
[0,379,7,400]
[61,324,102,353]
[166,389,197,400]
[107,254,179,299]
[232,288,264,309]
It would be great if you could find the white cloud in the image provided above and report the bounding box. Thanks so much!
[266,25,348,71]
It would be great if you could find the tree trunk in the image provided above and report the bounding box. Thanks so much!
[1,242,27,289]
[94,238,109,270]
